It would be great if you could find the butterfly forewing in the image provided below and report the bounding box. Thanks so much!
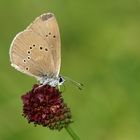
[27,13,61,76]
[10,30,56,78]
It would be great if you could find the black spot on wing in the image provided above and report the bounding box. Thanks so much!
[27,50,31,54]
[45,48,48,51]
[27,56,31,60]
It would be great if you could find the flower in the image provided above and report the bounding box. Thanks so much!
[21,84,72,130]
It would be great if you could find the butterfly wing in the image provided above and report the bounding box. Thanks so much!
[10,30,56,78]
[27,13,61,77]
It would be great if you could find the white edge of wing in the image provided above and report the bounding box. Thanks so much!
[9,30,39,79]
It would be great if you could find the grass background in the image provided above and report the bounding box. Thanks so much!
[0,0,140,140]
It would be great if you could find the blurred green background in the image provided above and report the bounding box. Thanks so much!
[0,0,140,140]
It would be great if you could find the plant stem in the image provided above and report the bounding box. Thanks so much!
[65,125,80,140]
[58,85,80,140]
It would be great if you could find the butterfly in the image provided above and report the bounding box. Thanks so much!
[9,13,64,87]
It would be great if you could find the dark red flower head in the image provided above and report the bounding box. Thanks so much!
[21,84,72,130]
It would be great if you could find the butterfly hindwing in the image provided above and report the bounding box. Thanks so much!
[10,30,56,78]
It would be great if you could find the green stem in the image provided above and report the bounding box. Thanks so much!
[58,85,80,140]
[65,125,80,140]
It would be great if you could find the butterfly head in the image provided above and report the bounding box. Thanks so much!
[58,76,65,85]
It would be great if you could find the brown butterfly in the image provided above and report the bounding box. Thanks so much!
[9,13,64,86]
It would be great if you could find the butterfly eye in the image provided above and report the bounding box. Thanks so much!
[33,44,36,47]
[30,47,32,49]
[49,32,51,35]
[59,77,64,83]
[26,67,29,71]
[59,77,62,83]
[53,35,56,38]
[46,35,48,37]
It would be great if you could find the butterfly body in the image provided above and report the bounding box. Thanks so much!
[10,13,63,87]
[38,75,65,86]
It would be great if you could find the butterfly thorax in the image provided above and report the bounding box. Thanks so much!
[38,75,64,87]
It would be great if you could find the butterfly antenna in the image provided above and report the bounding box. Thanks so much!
[63,76,84,90]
